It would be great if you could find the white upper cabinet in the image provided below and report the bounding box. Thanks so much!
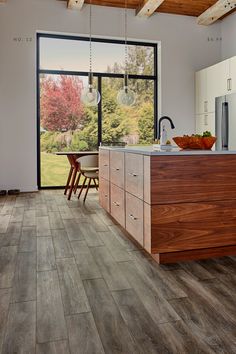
[229,57,236,93]
[195,69,207,115]
[195,55,236,117]
[207,60,229,112]
[196,112,215,136]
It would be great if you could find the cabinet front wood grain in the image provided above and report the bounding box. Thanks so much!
[151,200,236,253]
[99,177,110,212]
[99,149,110,181]
[125,192,143,246]
[125,153,143,200]
[150,155,236,204]
[110,184,125,228]
[110,151,124,189]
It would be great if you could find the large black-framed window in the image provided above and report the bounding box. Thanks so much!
[37,33,158,189]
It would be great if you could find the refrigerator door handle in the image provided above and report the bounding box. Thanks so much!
[221,102,229,150]
[227,79,232,92]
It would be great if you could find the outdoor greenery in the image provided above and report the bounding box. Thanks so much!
[40,45,155,186]
[41,152,68,186]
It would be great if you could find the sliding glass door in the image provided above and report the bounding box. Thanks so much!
[39,74,98,187]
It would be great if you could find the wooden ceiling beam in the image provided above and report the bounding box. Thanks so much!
[67,0,85,10]
[198,0,236,25]
[136,0,165,17]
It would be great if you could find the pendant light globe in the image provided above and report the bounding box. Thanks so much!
[117,85,135,107]
[81,85,101,106]
[82,72,100,106]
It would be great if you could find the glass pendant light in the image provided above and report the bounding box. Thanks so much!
[81,0,100,106]
[117,0,135,107]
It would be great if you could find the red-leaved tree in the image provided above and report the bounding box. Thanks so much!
[41,75,84,131]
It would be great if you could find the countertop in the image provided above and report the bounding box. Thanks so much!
[99,145,236,156]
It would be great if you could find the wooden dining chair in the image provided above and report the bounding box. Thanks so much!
[77,155,99,202]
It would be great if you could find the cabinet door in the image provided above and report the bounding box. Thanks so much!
[110,151,124,189]
[125,153,143,200]
[229,56,236,93]
[99,177,110,212]
[196,115,204,135]
[207,60,229,112]
[110,183,125,228]
[99,149,110,181]
[195,70,207,114]
[126,192,143,246]
[196,113,215,136]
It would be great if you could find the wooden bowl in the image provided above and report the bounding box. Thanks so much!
[188,137,204,149]
[173,136,217,150]
[202,137,217,150]
[173,137,190,149]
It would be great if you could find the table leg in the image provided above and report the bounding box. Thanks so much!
[64,166,73,195]
[68,167,77,200]
[74,172,81,194]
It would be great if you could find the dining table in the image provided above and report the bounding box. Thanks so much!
[55,151,99,200]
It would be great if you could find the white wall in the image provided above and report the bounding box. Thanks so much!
[221,12,236,60]
[0,0,222,191]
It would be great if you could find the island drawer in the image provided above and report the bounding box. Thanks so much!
[125,153,144,200]
[150,200,236,253]
[126,192,144,246]
[110,151,124,189]
[99,149,110,181]
[99,177,110,212]
[111,183,125,228]
[149,155,236,205]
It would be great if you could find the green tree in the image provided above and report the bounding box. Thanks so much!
[138,102,154,144]
[75,106,98,150]
[102,82,130,143]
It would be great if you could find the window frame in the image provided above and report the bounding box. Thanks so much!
[37,32,158,189]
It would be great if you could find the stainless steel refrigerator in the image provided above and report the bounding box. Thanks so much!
[216,92,236,151]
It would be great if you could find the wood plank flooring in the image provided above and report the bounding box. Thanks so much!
[0,190,236,353]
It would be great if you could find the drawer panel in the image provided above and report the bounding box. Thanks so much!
[125,153,143,200]
[111,184,125,228]
[99,149,110,181]
[110,151,124,189]
[99,177,110,212]
[150,155,236,205]
[126,192,144,246]
[151,200,236,253]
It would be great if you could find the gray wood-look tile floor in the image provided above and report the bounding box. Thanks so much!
[0,190,236,354]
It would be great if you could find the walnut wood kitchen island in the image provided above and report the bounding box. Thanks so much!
[99,146,236,263]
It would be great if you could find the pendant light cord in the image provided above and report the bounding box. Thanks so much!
[125,0,128,77]
[89,0,92,86]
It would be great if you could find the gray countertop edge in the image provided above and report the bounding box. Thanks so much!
[99,146,236,156]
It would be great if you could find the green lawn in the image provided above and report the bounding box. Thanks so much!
[41,152,69,187]
[41,152,94,188]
